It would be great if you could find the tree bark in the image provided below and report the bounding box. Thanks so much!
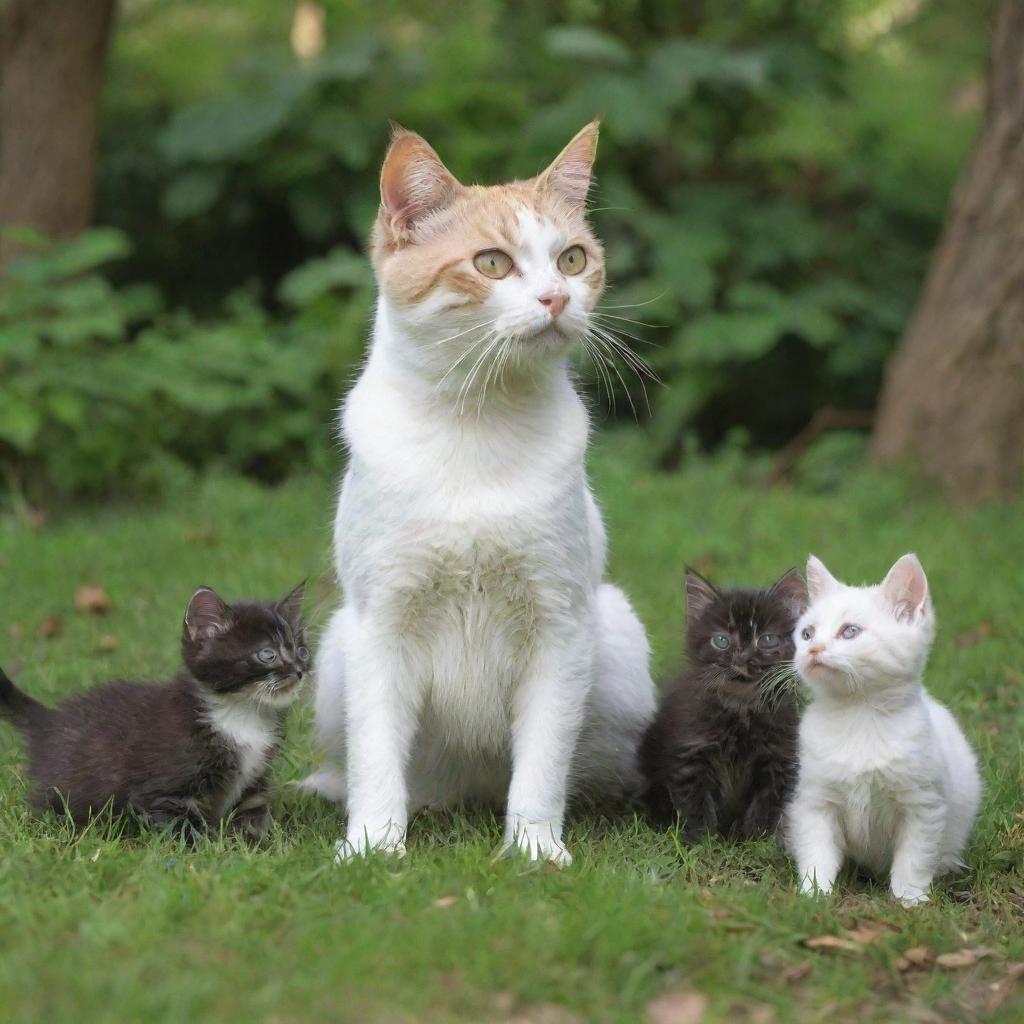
[0,0,117,263]
[871,1,1024,500]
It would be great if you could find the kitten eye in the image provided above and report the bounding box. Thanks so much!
[800,626,815,641]
[757,633,779,650]
[839,624,861,640]
[557,245,587,276]
[710,634,731,651]
[473,249,514,279]
[257,648,278,664]
[297,645,310,662]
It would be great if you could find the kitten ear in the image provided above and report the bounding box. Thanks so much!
[276,580,307,631]
[806,556,840,600]
[536,120,600,208]
[770,567,809,618]
[684,569,719,623]
[184,587,231,642]
[882,553,930,623]
[379,127,461,235]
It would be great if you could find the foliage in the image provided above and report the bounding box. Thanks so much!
[2,452,1022,1020]
[0,230,371,500]
[1,0,992,497]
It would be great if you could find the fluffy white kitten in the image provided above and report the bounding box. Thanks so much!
[786,553,981,905]
[304,122,657,864]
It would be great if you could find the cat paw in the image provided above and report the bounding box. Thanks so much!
[799,876,834,897]
[501,817,572,866]
[892,883,930,908]
[334,824,407,863]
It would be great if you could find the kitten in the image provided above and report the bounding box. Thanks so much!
[0,585,309,840]
[304,122,657,865]
[640,568,807,841]
[786,554,981,906]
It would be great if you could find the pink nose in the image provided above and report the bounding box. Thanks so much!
[539,291,569,318]
[808,644,825,656]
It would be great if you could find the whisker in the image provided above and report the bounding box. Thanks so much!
[596,290,670,311]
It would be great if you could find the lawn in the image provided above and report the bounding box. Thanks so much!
[1,437,1022,1023]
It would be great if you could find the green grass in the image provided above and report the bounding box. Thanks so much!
[2,438,1022,1023]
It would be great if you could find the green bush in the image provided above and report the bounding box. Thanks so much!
[0,230,372,501]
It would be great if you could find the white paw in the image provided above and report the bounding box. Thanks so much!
[502,817,572,866]
[799,875,834,897]
[892,883,930,908]
[334,822,407,863]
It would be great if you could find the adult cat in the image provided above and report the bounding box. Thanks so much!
[305,123,656,864]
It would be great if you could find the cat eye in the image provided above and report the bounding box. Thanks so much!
[757,634,779,650]
[557,245,587,276]
[839,624,861,640]
[800,626,815,641]
[710,634,731,651]
[473,249,514,279]
[297,645,310,662]
[257,648,278,664]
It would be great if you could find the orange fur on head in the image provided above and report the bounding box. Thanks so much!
[370,123,605,311]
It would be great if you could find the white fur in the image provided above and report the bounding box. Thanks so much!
[202,697,281,818]
[307,205,656,864]
[786,554,981,906]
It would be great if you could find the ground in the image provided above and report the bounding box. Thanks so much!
[1,436,1022,1023]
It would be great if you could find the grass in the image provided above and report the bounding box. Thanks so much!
[1,436,1022,1023]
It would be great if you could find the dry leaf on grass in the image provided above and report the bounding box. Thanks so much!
[431,895,458,910]
[935,947,996,970]
[38,616,63,639]
[985,962,1024,1011]
[74,584,111,614]
[803,935,863,954]
[846,924,891,945]
[98,634,119,652]
[903,946,934,967]
[784,962,814,984]
[646,991,709,1024]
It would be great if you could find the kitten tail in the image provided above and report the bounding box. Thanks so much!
[0,666,49,731]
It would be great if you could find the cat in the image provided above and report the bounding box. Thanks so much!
[0,585,309,840]
[640,568,807,841]
[786,554,981,906]
[302,121,657,865]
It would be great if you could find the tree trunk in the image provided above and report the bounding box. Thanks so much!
[871,1,1024,500]
[0,0,117,264]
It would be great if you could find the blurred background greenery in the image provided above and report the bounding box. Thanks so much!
[0,0,995,501]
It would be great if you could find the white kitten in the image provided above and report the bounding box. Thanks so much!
[786,553,981,906]
[304,123,656,864]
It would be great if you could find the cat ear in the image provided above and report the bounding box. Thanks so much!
[276,580,307,631]
[379,127,461,235]
[684,569,719,623]
[806,556,840,600]
[882,553,930,623]
[536,120,600,208]
[770,568,809,618]
[184,587,231,641]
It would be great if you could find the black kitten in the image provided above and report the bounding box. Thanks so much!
[640,568,807,841]
[0,584,310,841]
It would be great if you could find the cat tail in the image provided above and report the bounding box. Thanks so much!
[0,666,49,731]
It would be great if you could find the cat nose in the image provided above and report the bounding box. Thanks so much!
[538,290,569,317]
[808,644,825,656]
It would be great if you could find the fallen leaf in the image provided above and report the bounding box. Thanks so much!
[646,991,709,1024]
[98,634,119,652]
[431,895,458,910]
[803,935,862,954]
[904,946,934,966]
[38,616,63,639]
[74,584,111,614]
[985,961,1024,1011]
[936,947,995,970]
[894,957,911,972]
[784,962,814,984]
[846,924,890,945]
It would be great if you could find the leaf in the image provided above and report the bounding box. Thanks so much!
[986,962,1024,1012]
[74,584,111,615]
[98,635,119,653]
[162,169,227,220]
[277,248,371,307]
[645,991,709,1024]
[936,947,996,970]
[545,26,633,67]
[38,616,63,640]
[903,946,933,967]
[783,962,814,984]
[431,895,458,910]
[0,398,42,451]
[803,935,863,954]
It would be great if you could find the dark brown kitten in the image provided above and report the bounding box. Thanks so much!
[640,568,807,841]
[0,585,310,841]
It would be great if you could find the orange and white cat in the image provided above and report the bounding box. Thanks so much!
[304,123,656,863]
